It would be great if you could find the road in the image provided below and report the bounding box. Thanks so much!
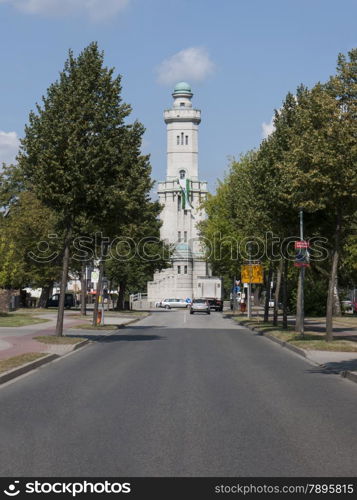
[1,310,357,477]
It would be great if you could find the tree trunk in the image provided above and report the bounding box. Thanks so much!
[332,275,341,316]
[92,259,104,326]
[282,258,288,329]
[273,260,283,327]
[38,282,53,308]
[80,262,87,316]
[117,281,127,311]
[264,263,273,323]
[55,238,71,337]
[326,214,341,341]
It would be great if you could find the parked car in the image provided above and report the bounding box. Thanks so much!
[207,298,223,311]
[190,299,210,315]
[342,300,354,315]
[46,293,76,309]
[160,298,189,309]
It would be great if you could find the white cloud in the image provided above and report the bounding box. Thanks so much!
[261,115,275,139]
[0,131,20,165]
[156,47,215,85]
[0,0,129,20]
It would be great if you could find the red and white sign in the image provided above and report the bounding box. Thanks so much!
[295,240,310,249]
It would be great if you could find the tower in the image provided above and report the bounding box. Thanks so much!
[147,83,209,303]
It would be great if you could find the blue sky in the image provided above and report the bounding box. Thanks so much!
[0,0,356,193]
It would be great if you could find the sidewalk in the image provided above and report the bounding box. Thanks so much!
[0,310,142,360]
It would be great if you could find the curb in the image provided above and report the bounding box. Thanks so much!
[117,313,150,328]
[0,354,59,385]
[233,319,357,386]
[263,332,307,358]
[73,339,90,350]
[234,319,308,359]
[70,312,151,342]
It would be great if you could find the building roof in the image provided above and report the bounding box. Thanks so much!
[173,82,192,95]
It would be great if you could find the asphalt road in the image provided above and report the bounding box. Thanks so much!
[1,310,357,477]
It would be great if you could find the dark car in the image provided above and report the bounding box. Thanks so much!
[207,298,223,311]
[46,293,76,309]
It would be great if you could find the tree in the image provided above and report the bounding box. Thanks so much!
[18,42,139,335]
[0,180,63,300]
[281,57,357,339]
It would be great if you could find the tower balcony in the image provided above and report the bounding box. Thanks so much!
[164,108,201,124]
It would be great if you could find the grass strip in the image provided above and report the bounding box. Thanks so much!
[0,314,50,327]
[0,353,46,373]
[235,318,357,352]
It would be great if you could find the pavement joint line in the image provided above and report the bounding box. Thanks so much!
[0,313,150,387]
[228,316,357,385]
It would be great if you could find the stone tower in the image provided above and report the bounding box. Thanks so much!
[147,82,209,303]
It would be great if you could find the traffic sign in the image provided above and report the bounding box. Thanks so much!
[241,264,264,284]
[295,240,310,249]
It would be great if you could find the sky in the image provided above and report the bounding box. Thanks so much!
[0,0,356,194]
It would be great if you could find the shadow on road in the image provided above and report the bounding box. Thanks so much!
[66,330,164,342]
[307,359,357,375]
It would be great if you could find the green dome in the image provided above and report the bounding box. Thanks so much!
[173,82,192,94]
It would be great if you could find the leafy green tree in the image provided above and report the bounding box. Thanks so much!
[281,53,357,339]
[0,180,63,302]
[18,42,142,335]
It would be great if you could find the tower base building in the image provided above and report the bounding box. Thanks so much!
[147,82,216,304]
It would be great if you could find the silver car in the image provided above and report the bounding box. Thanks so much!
[161,298,189,309]
[190,299,210,315]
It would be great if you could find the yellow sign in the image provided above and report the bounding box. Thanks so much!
[241,264,264,284]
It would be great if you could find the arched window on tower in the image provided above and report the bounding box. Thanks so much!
[185,135,188,145]
[177,135,180,145]
[179,170,186,179]
[181,132,184,145]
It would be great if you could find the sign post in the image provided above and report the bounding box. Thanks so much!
[294,209,309,336]
[241,263,264,319]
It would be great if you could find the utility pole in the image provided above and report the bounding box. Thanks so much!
[247,242,252,319]
[299,209,305,336]
[232,275,237,312]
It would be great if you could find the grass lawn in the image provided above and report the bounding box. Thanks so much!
[12,308,52,314]
[0,313,50,327]
[234,317,357,352]
[0,353,46,373]
[34,335,86,344]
